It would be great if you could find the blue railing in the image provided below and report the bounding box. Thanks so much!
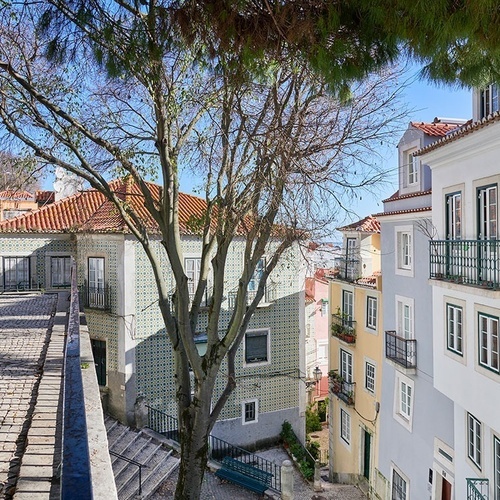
[61,260,93,499]
[146,405,281,491]
[467,478,489,499]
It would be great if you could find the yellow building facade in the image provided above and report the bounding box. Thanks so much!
[328,216,383,497]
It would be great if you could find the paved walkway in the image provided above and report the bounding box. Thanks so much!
[0,293,59,498]
[153,446,366,499]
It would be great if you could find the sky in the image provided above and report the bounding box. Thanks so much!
[349,69,472,221]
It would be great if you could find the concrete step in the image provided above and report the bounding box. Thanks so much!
[105,416,179,500]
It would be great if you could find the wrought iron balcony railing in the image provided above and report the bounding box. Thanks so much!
[329,374,355,406]
[430,239,500,289]
[227,282,277,308]
[385,330,417,369]
[467,478,489,500]
[334,256,361,282]
[331,313,356,343]
[81,281,111,311]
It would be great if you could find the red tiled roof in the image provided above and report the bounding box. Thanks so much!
[0,178,209,234]
[410,121,461,137]
[35,191,55,204]
[337,215,380,233]
[0,190,34,201]
[418,113,500,155]
[373,206,431,217]
[382,189,432,203]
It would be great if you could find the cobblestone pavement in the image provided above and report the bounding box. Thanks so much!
[0,294,57,498]
[153,446,366,499]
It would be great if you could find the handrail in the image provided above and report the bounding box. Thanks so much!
[61,259,93,499]
[109,450,147,496]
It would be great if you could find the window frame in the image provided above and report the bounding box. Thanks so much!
[2,255,31,290]
[480,84,500,118]
[393,372,414,431]
[391,467,408,500]
[241,399,259,425]
[467,412,482,470]
[446,303,463,356]
[340,408,351,444]
[494,435,500,500]
[396,295,414,340]
[406,149,419,186]
[366,296,377,330]
[342,289,354,323]
[248,257,265,292]
[88,257,105,290]
[184,257,201,298]
[365,361,376,394]
[478,312,499,373]
[395,226,414,277]
[446,191,462,240]
[50,256,72,288]
[244,328,270,366]
[340,349,353,383]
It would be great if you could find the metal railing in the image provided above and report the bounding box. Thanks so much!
[334,256,360,282]
[467,478,489,500]
[61,260,93,499]
[385,331,417,369]
[430,239,500,289]
[81,281,111,310]
[227,282,277,308]
[145,405,281,492]
[331,313,356,343]
[109,450,146,497]
[329,376,355,406]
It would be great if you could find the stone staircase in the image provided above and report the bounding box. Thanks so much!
[105,415,179,499]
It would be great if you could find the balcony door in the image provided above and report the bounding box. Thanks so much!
[342,290,353,327]
[477,185,498,283]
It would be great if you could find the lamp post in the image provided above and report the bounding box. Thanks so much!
[313,366,322,397]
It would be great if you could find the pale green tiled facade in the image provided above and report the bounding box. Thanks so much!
[0,230,305,448]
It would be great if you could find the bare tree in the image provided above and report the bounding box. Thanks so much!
[0,3,407,498]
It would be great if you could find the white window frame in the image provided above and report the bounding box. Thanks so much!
[248,257,265,292]
[184,257,201,299]
[478,313,499,373]
[316,340,328,365]
[244,328,270,366]
[391,465,409,500]
[342,289,354,322]
[242,399,259,425]
[446,192,462,240]
[393,372,414,431]
[366,296,377,330]
[321,299,328,317]
[480,84,500,118]
[467,412,482,470]
[340,349,353,383]
[406,148,419,186]
[340,408,351,445]
[396,295,414,340]
[365,361,376,394]
[395,226,414,277]
[50,256,72,288]
[88,257,105,291]
[446,303,463,355]
[2,255,31,290]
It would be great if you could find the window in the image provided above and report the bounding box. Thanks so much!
[399,381,412,420]
[51,256,71,287]
[396,296,414,340]
[394,372,414,431]
[88,257,106,308]
[406,149,418,186]
[392,468,408,500]
[446,192,462,240]
[395,226,413,276]
[467,413,482,469]
[365,362,375,393]
[317,341,328,365]
[2,256,30,290]
[478,185,497,240]
[478,313,499,372]
[245,329,269,364]
[248,257,265,292]
[366,296,377,330]
[185,257,201,298]
[494,436,500,500]
[480,84,500,118]
[321,299,328,317]
[340,349,353,383]
[340,409,351,444]
[91,339,106,386]
[342,290,353,323]
[242,399,258,424]
[446,304,463,355]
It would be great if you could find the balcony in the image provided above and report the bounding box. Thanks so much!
[82,281,111,310]
[430,240,500,289]
[334,257,360,282]
[467,478,489,500]
[329,373,355,406]
[331,313,356,344]
[227,282,277,308]
[385,330,417,369]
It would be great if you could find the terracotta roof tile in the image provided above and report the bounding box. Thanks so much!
[373,206,431,217]
[410,121,462,137]
[382,189,432,203]
[418,113,500,155]
[337,215,380,233]
[0,178,209,234]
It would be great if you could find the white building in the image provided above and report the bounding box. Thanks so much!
[421,85,500,500]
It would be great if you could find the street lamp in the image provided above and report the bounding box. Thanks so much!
[313,366,322,397]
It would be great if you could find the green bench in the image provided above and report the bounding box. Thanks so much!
[215,456,273,494]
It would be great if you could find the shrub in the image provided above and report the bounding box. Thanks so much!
[290,443,305,462]
[299,460,314,480]
[307,440,320,460]
[280,420,295,445]
[306,407,322,433]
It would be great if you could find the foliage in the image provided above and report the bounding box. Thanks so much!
[290,443,305,462]
[306,440,320,461]
[317,400,327,422]
[305,407,322,433]
[280,420,294,445]
[299,459,314,481]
